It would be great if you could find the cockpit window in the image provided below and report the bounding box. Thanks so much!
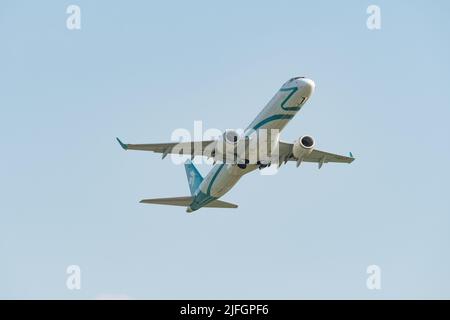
[289,76,305,82]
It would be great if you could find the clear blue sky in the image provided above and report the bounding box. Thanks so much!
[1,0,449,299]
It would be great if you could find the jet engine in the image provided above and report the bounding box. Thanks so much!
[293,135,315,161]
[213,130,247,165]
[224,129,240,145]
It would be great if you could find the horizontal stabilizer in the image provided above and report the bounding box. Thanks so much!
[203,199,238,208]
[140,196,192,207]
[140,196,238,209]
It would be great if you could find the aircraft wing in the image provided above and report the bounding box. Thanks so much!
[278,141,355,168]
[116,138,216,159]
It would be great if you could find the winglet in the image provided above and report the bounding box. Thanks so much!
[349,152,354,158]
[116,137,128,150]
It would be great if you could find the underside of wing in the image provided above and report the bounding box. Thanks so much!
[116,138,216,159]
[117,137,354,167]
[278,141,355,167]
[301,149,355,163]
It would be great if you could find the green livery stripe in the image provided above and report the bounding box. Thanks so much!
[280,87,301,111]
[252,114,294,130]
[207,163,225,196]
[192,191,216,208]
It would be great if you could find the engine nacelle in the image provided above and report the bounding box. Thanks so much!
[224,129,240,145]
[214,130,245,163]
[293,135,315,160]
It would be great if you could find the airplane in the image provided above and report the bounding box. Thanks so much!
[117,77,354,213]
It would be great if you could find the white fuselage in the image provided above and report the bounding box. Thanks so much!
[189,77,315,211]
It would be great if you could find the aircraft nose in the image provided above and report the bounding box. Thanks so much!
[298,78,315,95]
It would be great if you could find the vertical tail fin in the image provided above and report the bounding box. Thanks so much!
[184,160,203,195]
